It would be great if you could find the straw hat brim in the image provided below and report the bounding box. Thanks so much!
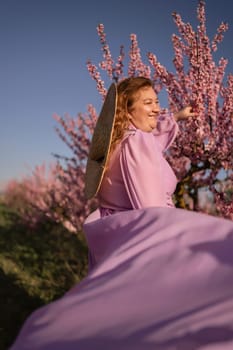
[84,83,117,199]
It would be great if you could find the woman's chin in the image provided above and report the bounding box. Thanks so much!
[149,122,157,130]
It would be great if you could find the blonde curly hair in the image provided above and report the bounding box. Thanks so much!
[109,76,154,156]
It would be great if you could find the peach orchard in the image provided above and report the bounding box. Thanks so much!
[3,1,233,232]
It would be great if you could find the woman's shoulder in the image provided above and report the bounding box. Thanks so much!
[121,126,157,153]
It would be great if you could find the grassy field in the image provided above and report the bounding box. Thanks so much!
[0,203,88,350]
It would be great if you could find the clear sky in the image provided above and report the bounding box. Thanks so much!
[1,0,233,188]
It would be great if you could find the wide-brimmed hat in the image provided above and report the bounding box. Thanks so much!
[84,83,117,199]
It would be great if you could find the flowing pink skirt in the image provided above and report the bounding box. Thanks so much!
[11,207,233,349]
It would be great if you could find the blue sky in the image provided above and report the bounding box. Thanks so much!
[1,0,233,188]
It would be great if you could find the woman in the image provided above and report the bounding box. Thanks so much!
[11,77,233,349]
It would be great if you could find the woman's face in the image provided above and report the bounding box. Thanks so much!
[128,87,160,132]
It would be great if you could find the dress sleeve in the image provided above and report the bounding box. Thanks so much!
[120,130,166,209]
[152,113,179,152]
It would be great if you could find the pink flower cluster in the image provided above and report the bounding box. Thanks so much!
[52,106,99,231]
[3,163,74,229]
[3,107,99,233]
[128,34,151,78]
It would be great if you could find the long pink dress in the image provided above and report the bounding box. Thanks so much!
[11,115,233,349]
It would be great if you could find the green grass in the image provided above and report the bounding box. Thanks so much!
[0,203,88,350]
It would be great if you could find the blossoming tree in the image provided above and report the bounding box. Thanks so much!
[42,0,233,231]
[3,0,232,232]
[83,0,233,219]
